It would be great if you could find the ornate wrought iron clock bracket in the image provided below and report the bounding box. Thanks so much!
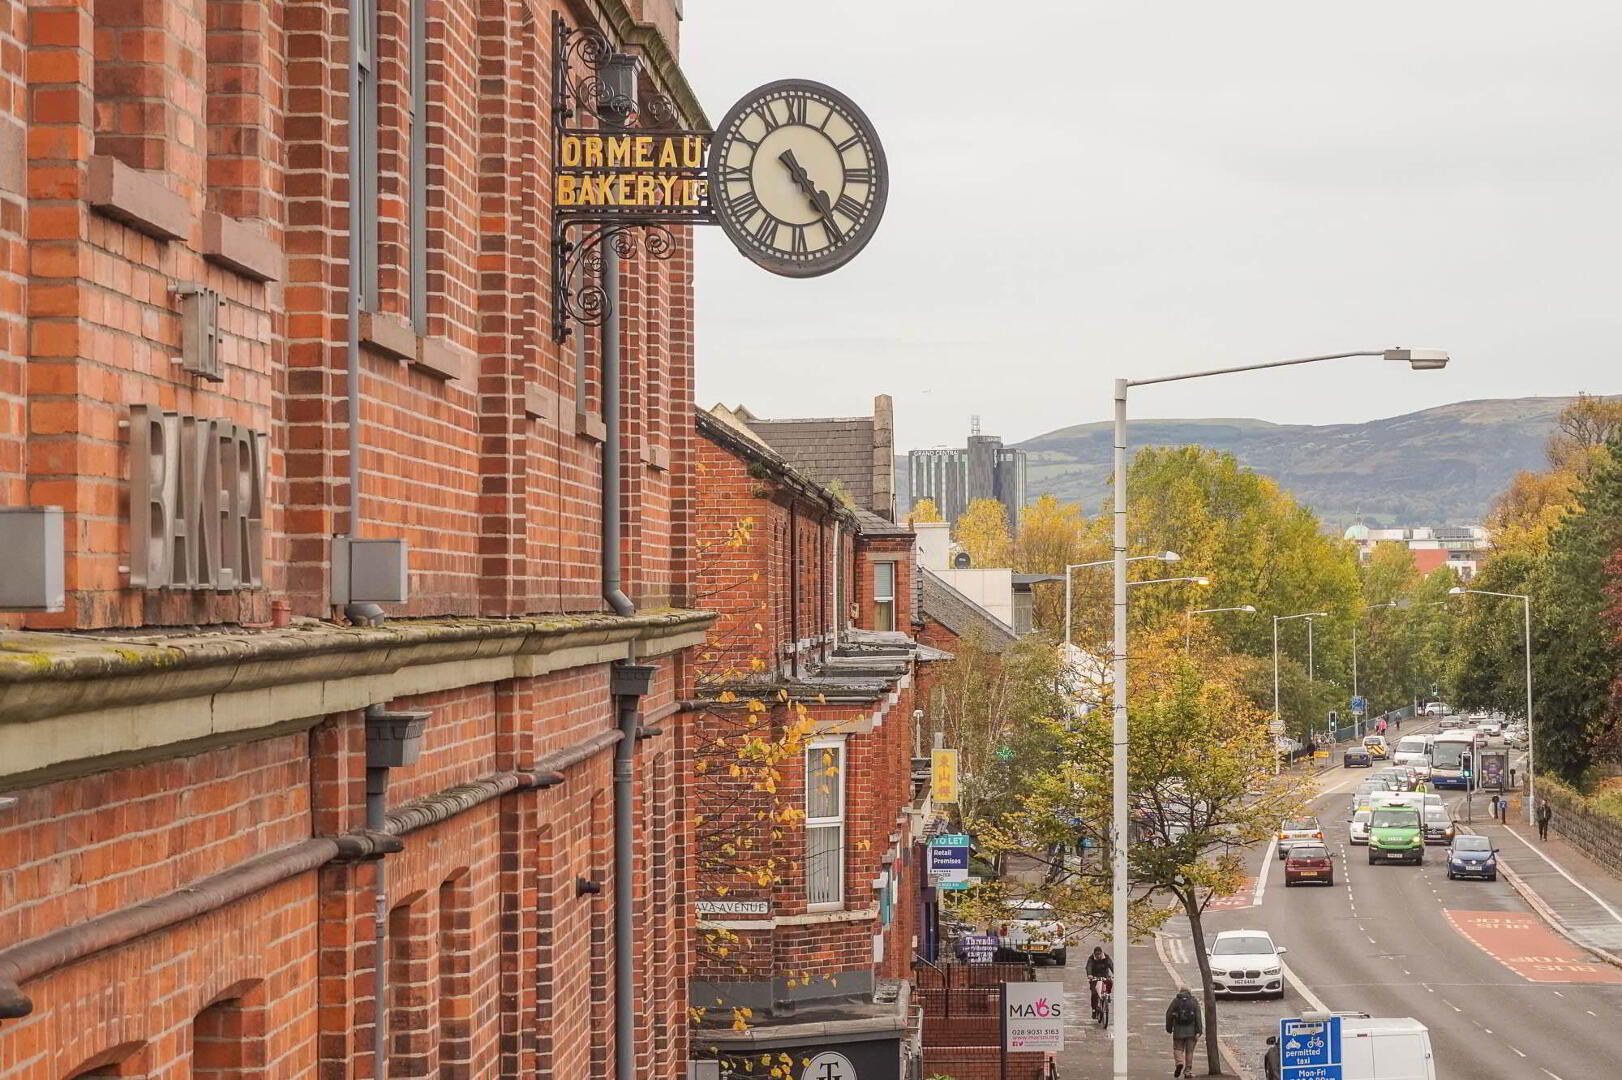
[551,14,708,342]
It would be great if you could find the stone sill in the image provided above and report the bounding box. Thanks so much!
[359,310,416,361]
[525,385,560,425]
[641,444,670,472]
[86,155,190,241]
[577,411,608,443]
[202,212,282,282]
[359,310,472,384]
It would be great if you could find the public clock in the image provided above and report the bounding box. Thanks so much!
[708,79,889,278]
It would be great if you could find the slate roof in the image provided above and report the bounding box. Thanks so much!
[744,415,877,512]
[852,506,912,539]
[919,567,1017,652]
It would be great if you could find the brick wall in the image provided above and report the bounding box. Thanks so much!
[0,654,692,1080]
[920,1046,1048,1080]
[1539,782,1622,877]
[4,0,695,629]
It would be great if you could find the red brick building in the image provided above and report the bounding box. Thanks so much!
[0,1,710,1078]
[688,404,938,1080]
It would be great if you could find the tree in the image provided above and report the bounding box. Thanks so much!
[1116,447,1361,688]
[1013,494,1097,633]
[1529,440,1622,780]
[954,497,1012,568]
[907,497,944,525]
[935,632,1074,832]
[982,644,1307,1078]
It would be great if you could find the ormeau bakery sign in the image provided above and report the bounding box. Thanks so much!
[130,406,268,590]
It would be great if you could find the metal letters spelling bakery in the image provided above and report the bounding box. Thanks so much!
[129,406,268,590]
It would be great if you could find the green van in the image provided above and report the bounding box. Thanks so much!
[1367,802,1424,865]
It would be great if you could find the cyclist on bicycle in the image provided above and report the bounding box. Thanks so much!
[1086,946,1114,1019]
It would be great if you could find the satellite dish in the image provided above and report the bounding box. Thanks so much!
[953,552,971,569]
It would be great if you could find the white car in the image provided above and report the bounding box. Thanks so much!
[1504,728,1528,749]
[1424,702,1450,717]
[1349,809,1373,845]
[1207,929,1287,999]
[1477,719,1503,737]
[998,900,1068,965]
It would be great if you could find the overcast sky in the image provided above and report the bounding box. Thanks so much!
[681,1,1622,451]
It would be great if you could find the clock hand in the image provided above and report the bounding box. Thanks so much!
[778,149,842,238]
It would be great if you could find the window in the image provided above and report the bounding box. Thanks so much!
[806,740,845,908]
[872,561,896,631]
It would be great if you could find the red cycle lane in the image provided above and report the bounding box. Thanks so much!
[1444,909,1622,984]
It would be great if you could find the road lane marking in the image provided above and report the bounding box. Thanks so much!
[1543,1070,1565,1080]
[1254,838,1276,906]
[1280,961,1328,1013]
[1509,1046,1526,1057]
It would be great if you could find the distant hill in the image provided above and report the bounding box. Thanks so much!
[898,397,1580,529]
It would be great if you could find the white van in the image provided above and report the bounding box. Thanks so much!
[1391,734,1434,775]
[1270,1016,1435,1080]
[1340,1017,1436,1079]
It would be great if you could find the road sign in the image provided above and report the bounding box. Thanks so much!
[1005,982,1065,1052]
[1280,1016,1342,1080]
[1269,719,1285,735]
[1351,696,1366,715]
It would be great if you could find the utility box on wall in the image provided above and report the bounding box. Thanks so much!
[332,537,410,605]
[0,507,65,612]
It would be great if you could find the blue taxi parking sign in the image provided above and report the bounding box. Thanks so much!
[1280,1015,1341,1080]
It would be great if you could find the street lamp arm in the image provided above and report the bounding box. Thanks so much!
[1125,351,1388,389]
[1450,587,1530,601]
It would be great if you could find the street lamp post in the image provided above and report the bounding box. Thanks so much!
[1064,552,1179,646]
[1110,347,1447,1080]
[1273,611,1327,767]
[1450,587,1535,824]
[1184,605,1257,653]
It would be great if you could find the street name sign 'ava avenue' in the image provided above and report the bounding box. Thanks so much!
[550,16,889,339]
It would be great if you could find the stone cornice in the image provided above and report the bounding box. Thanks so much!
[0,610,714,785]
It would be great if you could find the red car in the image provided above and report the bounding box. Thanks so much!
[1284,843,1334,886]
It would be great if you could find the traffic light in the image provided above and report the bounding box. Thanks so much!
[1328,710,1339,727]
[1462,752,1473,782]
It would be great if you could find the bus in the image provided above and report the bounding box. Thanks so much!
[1428,730,1476,789]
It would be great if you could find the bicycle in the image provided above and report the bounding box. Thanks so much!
[1091,976,1113,1028]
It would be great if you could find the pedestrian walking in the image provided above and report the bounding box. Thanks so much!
[1166,987,1202,1077]
[1263,1035,1281,1080]
[1538,799,1553,840]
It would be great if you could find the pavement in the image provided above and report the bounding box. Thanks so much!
[1054,934,1240,1078]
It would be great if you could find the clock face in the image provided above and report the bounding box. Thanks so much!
[708,79,888,278]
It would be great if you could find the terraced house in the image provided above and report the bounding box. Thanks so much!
[0,0,711,1077]
[688,403,938,1080]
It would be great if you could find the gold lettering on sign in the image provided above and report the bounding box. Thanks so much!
[129,406,268,591]
[555,133,711,211]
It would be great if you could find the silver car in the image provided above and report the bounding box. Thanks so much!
[1349,809,1373,845]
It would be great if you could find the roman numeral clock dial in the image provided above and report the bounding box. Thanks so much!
[708,80,889,278]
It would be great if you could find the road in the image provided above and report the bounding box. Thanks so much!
[1158,719,1622,1079]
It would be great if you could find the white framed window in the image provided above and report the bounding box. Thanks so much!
[873,561,896,632]
[806,739,846,908]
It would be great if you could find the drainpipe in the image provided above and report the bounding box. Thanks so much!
[611,662,654,1080]
[789,502,801,677]
[363,707,427,1080]
[345,0,384,627]
[595,52,640,1080]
